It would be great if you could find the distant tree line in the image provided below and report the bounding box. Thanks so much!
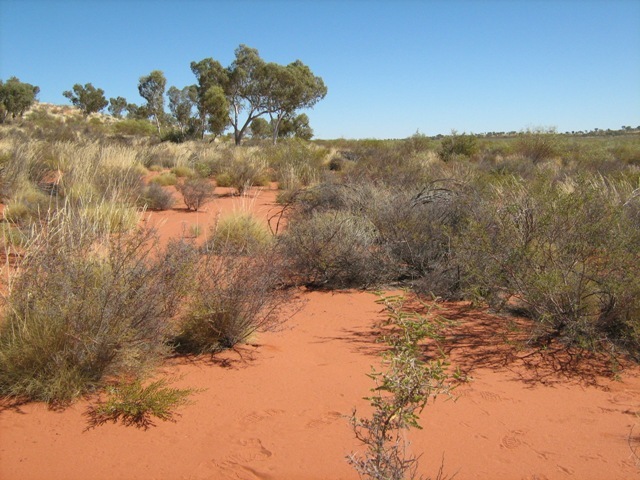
[0,45,327,145]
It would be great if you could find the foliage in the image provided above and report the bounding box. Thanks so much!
[348,294,452,480]
[206,212,272,255]
[0,77,40,123]
[176,177,215,211]
[0,209,197,404]
[85,377,198,430]
[458,174,640,354]
[438,132,478,162]
[175,245,290,353]
[278,210,393,288]
[108,96,128,118]
[513,128,559,163]
[167,85,197,135]
[150,172,178,186]
[191,45,325,145]
[138,70,166,135]
[139,182,175,210]
[62,83,108,115]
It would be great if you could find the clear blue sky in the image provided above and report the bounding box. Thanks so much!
[1,0,639,139]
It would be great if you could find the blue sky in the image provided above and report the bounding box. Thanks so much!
[1,0,639,139]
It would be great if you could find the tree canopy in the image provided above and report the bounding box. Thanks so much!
[63,83,108,116]
[138,70,166,135]
[0,77,40,123]
[191,45,326,145]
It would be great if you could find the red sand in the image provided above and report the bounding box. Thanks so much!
[1,187,639,480]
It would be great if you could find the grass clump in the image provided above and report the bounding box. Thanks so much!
[138,183,175,211]
[150,172,178,186]
[175,246,289,353]
[85,377,199,430]
[206,213,272,255]
[0,209,197,404]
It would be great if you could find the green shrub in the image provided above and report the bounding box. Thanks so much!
[348,294,452,480]
[175,178,215,211]
[175,247,290,353]
[458,174,640,354]
[513,129,560,163]
[278,210,393,288]
[438,132,478,162]
[170,165,195,178]
[112,119,156,137]
[139,183,175,211]
[0,210,198,404]
[85,378,198,430]
[150,172,178,186]
[206,213,272,255]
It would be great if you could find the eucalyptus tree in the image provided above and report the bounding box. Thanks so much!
[63,83,108,116]
[138,70,166,135]
[0,77,40,123]
[191,44,326,145]
[108,96,128,118]
[167,85,197,134]
[263,61,326,144]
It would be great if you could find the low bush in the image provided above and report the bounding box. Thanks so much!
[150,172,178,186]
[348,294,452,480]
[458,174,640,354]
[175,246,290,353]
[85,377,198,430]
[206,213,272,255]
[0,210,197,404]
[438,132,478,162]
[175,177,215,211]
[278,210,393,289]
[138,183,175,211]
[170,165,195,178]
[513,129,560,164]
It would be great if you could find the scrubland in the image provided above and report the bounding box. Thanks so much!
[1,106,639,479]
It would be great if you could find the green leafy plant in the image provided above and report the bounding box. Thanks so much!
[348,294,453,480]
[85,378,199,430]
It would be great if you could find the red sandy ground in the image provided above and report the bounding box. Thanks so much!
[1,186,639,480]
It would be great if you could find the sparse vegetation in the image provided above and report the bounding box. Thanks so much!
[85,377,199,430]
[348,294,452,480]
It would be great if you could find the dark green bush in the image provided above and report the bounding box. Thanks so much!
[438,132,478,162]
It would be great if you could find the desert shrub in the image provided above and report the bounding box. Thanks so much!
[2,188,54,225]
[170,165,195,178]
[206,213,272,255]
[278,210,393,288]
[112,119,156,137]
[214,172,233,187]
[362,181,470,297]
[225,157,270,194]
[80,201,139,233]
[93,165,145,205]
[438,132,478,162]
[348,294,452,480]
[175,177,215,211]
[85,377,198,430]
[175,246,290,353]
[264,139,328,190]
[150,172,177,186]
[138,183,175,211]
[458,174,640,354]
[0,210,198,403]
[513,129,560,164]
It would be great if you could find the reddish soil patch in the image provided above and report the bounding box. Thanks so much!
[1,195,639,480]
